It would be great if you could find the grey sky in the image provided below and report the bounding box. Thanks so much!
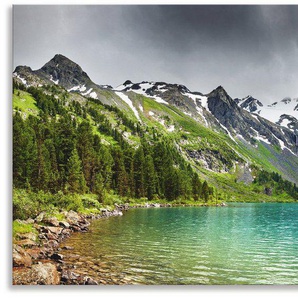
[13,5,298,103]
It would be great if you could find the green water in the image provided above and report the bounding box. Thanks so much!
[62,203,298,284]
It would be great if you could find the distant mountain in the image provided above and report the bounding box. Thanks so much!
[235,95,263,113]
[236,95,298,133]
[13,54,298,185]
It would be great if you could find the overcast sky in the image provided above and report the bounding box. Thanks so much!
[13,5,298,103]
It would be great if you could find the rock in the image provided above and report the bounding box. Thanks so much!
[43,226,63,235]
[44,217,60,227]
[84,276,98,285]
[50,253,64,262]
[59,221,70,228]
[44,240,59,250]
[15,232,37,242]
[35,212,45,222]
[13,262,60,285]
[44,232,58,241]
[13,244,32,267]
[26,247,44,260]
[61,228,71,237]
[61,246,73,250]
[66,210,81,225]
[264,187,273,196]
[15,239,37,247]
[61,270,81,284]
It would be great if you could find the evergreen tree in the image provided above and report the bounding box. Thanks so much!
[202,181,209,202]
[13,113,38,188]
[144,154,157,200]
[93,172,104,202]
[76,121,96,189]
[133,146,145,198]
[66,148,87,194]
[98,146,114,190]
[192,172,202,201]
[112,148,129,196]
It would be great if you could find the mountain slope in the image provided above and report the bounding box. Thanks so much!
[13,54,298,188]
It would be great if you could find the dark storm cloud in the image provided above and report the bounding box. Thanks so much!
[13,5,298,103]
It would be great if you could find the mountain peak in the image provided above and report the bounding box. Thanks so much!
[38,54,92,89]
[209,85,229,98]
[123,80,133,86]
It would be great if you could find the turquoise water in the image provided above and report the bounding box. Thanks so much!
[63,203,298,284]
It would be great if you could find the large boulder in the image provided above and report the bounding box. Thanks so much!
[66,210,81,226]
[43,217,60,227]
[13,262,60,285]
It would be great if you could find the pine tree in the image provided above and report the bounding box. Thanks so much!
[76,121,96,190]
[13,113,38,188]
[66,148,87,194]
[144,154,157,200]
[201,181,209,202]
[133,146,145,198]
[112,148,129,196]
[93,172,104,202]
[192,172,202,201]
[98,145,114,190]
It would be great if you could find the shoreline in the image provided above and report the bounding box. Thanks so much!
[12,202,228,285]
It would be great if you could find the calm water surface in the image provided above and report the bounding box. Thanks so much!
[62,203,298,284]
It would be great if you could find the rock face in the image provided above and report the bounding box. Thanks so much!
[37,54,93,90]
[13,263,60,285]
[186,149,232,172]
[207,86,296,150]
[235,95,263,113]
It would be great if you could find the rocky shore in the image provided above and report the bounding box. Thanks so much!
[13,202,227,285]
[13,208,123,285]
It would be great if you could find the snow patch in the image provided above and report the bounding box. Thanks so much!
[184,92,210,115]
[89,91,98,99]
[82,88,93,96]
[49,75,59,85]
[157,85,167,92]
[199,96,210,112]
[148,111,155,116]
[119,82,169,105]
[254,134,271,145]
[139,104,144,112]
[152,95,169,105]
[219,123,236,143]
[68,85,87,92]
[195,106,208,126]
[13,73,27,86]
[279,118,291,127]
[115,91,140,121]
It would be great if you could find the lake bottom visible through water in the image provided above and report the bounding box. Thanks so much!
[61,203,298,285]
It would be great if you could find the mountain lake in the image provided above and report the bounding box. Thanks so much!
[61,203,298,285]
